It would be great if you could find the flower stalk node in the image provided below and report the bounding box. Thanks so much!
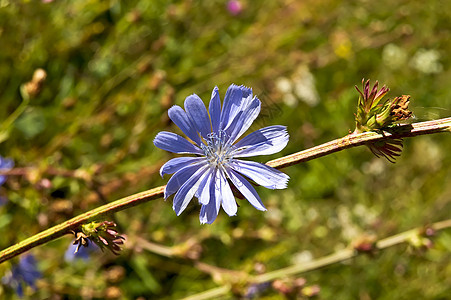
[351,234,377,254]
[71,221,125,255]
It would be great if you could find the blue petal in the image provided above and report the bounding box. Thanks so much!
[165,161,207,199]
[230,159,289,189]
[216,169,237,216]
[154,131,203,154]
[160,157,204,177]
[64,242,98,262]
[0,157,14,169]
[0,157,13,185]
[199,202,219,224]
[184,94,212,139]
[209,87,221,133]
[226,168,266,211]
[221,84,252,130]
[199,171,221,224]
[16,285,24,298]
[173,165,210,215]
[233,126,289,157]
[225,96,261,143]
[168,105,202,145]
[195,167,214,204]
[15,254,41,289]
[220,84,242,129]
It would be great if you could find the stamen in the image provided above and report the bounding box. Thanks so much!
[201,130,235,168]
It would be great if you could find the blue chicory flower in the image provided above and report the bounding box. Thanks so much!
[64,242,98,262]
[154,84,289,224]
[245,281,272,299]
[0,156,14,186]
[2,254,41,297]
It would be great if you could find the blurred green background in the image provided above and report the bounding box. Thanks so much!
[1,0,450,299]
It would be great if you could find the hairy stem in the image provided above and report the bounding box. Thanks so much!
[0,186,164,263]
[266,117,451,169]
[1,117,450,263]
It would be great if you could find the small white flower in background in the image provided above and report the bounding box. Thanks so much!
[275,77,296,107]
[292,250,314,264]
[410,48,443,74]
[275,77,292,94]
[293,65,320,107]
[275,66,320,107]
[382,44,407,70]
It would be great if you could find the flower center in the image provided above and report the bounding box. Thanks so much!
[200,130,234,168]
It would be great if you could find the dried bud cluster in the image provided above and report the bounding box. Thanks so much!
[354,79,412,133]
[72,221,125,255]
[352,234,377,253]
[391,95,413,121]
[353,79,413,162]
[271,278,320,298]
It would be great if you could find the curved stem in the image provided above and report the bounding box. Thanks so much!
[0,186,164,263]
[0,117,450,263]
[181,219,451,300]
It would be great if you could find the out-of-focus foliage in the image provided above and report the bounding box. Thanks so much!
[0,0,450,299]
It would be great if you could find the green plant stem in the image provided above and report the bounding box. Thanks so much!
[135,236,248,280]
[0,186,164,264]
[1,117,450,264]
[0,87,30,143]
[181,219,451,300]
[1,87,29,131]
[266,117,451,169]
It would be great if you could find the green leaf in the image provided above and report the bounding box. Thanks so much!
[14,108,46,139]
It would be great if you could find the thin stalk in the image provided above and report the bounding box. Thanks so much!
[181,219,451,300]
[0,88,29,131]
[254,219,451,283]
[0,87,30,143]
[0,117,450,263]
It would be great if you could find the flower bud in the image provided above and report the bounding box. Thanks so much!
[72,221,125,255]
[353,79,413,162]
[23,68,47,99]
[354,79,412,133]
